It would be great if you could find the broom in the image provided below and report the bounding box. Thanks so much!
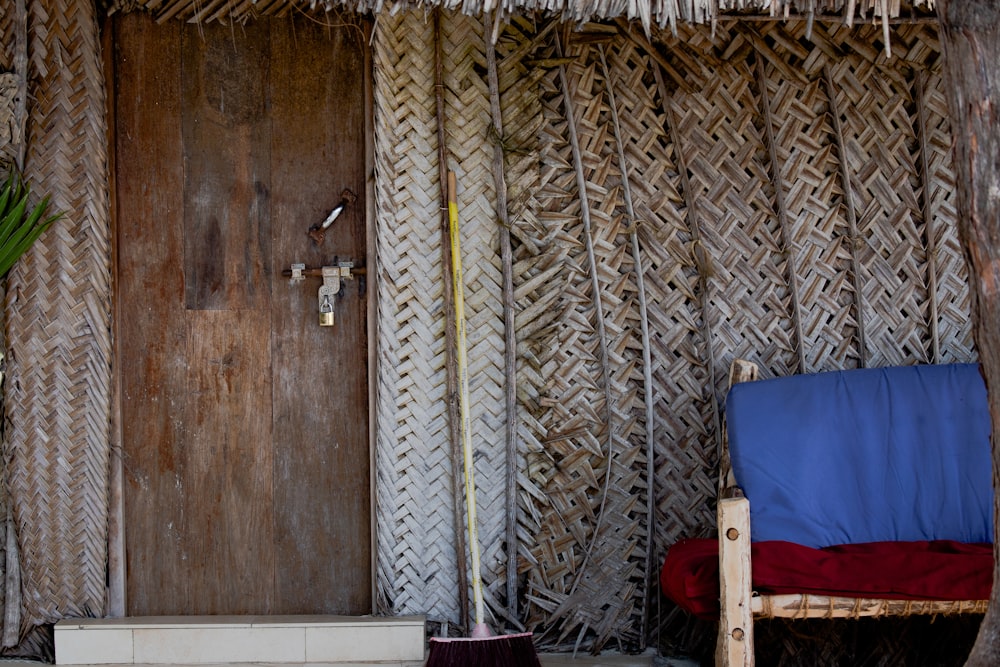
[425,172,541,667]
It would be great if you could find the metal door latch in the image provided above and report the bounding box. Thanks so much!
[286,261,362,327]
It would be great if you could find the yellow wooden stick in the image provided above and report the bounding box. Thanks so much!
[447,170,488,636]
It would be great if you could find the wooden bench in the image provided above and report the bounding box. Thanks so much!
[715,361,993,667]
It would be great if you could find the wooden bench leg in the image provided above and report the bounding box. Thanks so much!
[716,496,754,667]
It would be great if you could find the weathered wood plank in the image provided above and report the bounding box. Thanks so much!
[118,11,371,619]
[181,20,270,312]
[114,13,190,616]
[182,309,275,614]
[268,16,371,615]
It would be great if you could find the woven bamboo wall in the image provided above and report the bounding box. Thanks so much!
[373,11,462,620]
[371,11,976,659]
[0,0,112,652]
[372,10,513,625]
[0,1,977,662]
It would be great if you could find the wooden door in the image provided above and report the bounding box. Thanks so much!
[112,13,371,615]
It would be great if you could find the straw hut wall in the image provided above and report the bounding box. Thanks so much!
[0,0,983,663]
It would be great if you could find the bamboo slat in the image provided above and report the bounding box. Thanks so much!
[483,11,520,624]
[914,70,941,363]
[657,26,801,384]
[895,25,974,362]
[823,63,871,368]
[494,12,548,630]
[516,27,658,652]
[750,26,862,373]
[595,43,656,649]
[755,54,807,373]
[546,31,628,652]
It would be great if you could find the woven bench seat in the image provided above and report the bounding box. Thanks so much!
[661,537,991,619]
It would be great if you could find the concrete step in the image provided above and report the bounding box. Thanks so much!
[54,616,426,665]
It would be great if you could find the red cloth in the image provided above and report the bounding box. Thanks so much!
[661,538,993,620]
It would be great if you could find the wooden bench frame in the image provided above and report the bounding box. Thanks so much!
[715,360,990,667]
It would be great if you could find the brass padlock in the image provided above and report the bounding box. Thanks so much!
[319,293,335,327]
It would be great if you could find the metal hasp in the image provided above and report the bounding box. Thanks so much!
[307,189,357,246]
[287,261,357,327]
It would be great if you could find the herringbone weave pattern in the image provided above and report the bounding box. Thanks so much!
[643,19,976,661]
[445,17,973,654]
[373,9,514,628]
[441,13,511,623]
[372,11,461,622]
[4,0,112,636]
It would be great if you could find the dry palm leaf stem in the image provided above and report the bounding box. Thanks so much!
[596,43,655,650]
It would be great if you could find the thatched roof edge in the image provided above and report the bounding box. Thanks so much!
[106,0,937,33]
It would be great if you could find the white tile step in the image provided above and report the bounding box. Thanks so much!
[54,616,426,665]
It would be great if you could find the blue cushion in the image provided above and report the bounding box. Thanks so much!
[726,364,993,548]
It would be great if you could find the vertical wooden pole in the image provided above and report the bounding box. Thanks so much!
[483,12,520,626]
[716,497,754,667]
[103,13,126,619]
[433,8,469,631]
[936,3,1000,665]
[363,16,379,616]
[597,43,656,649]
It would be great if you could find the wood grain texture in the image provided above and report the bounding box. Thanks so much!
[115,13,191,616]
[182,21,270,311]
[268,16,371,615]
[183,309,275,614]
[752,595,989,619]
[937,2,1000,664]
[716,497,753,667]
[116,13,370,616]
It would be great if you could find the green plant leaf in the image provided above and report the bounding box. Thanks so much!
[0,172,59,277]
[0,177,14,215]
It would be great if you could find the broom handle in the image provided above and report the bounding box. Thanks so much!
[448,171,486,629]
